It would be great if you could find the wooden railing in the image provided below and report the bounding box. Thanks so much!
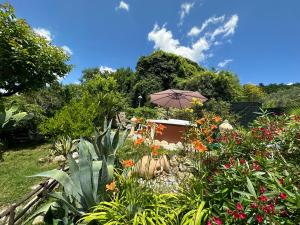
[0,167,66,225]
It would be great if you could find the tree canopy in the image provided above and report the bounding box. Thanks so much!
[0,3,72,97]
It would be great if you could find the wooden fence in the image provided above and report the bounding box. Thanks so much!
[0,167,66,225]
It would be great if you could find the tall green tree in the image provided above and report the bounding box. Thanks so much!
[133,50,205,105]
[178,70,242,101]
[242,83,266,102]
[0,3,72,97]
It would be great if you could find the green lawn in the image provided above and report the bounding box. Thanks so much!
[0,143,56,208]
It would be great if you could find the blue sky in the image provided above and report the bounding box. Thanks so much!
[3,0,300,84]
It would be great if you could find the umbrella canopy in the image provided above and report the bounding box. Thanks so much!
[150,89,207,109]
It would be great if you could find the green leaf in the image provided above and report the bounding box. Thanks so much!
[246,177,257,198]
[30,169,79,199]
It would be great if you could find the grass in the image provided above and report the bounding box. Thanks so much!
[0,143,57,208]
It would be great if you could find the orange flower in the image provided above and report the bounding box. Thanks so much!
[150,145,160,156]
[211,124,218,130]
[207,136,214,144]
[213,116,222,123]
[106,181,116,191]
[156,124,167,135]
[193,140,208,152]
[122,159,135,168]
[196,118,206,125]
[203,128,211,137]
[134,138,144,145]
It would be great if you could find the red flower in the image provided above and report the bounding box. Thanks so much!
[224,163,231,169]
[258,195,268,202]
[227,209,233,215]
[239,158,246,164]
[250,202,258,209]
[239,212,247,220]
[256,214,264,223]
[233,211,239,219]
[207,221,212,225]
[280,192,287,200]
[212,217,223,225]
[280,209,288,217]
[259,186,267,194]
[252,162,261,171]
[262,205,271,214]
[236,202,243,211]
[279,177,285,185]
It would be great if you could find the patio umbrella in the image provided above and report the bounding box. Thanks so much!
[150,89,207,109]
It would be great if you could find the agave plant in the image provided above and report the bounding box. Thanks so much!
[52,136,79,157]
[93,120,129,181]
[28,120,129,223]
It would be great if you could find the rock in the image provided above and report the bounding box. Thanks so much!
[170,155,179,167]
[154,140,161,145]
[179,163,187,172]
[72,152,79,159]
[176,142,184,149]
[53,155,66,163]
[32,215,45,225]
[219,120,233,134]
[38,157,47,163]
[160,140,168,146]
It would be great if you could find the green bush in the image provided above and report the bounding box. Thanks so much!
[39,76,127,138]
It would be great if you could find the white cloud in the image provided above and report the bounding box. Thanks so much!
[197,15,225,35]
[179,2,194,25]
[33,28,52,42]
[148,24,209,62]
[210,14,239,40]
[187,26,201,37]
[218,59,233,68]
[61,45,73,55]
[99,66,116,73]
[148,14,239,63]
[287,82,294,86]
[116,1,129,11]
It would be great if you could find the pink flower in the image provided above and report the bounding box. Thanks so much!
[236,202,243,211]
[207,221,212,225]
[256,214,264,223]
[280,192,287,200]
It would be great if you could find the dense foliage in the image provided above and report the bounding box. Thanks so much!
[39,76,127,138]
[0,3,72,97]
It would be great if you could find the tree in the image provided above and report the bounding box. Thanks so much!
[80,68,101,83]
[39,76,127,138]
[263,86,300,108]
[0,3,72,97]
[133,50,205,106]
[178,70,242,101]
[242,83,266,102]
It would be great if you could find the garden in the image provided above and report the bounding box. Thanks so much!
[1,3,300,225]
